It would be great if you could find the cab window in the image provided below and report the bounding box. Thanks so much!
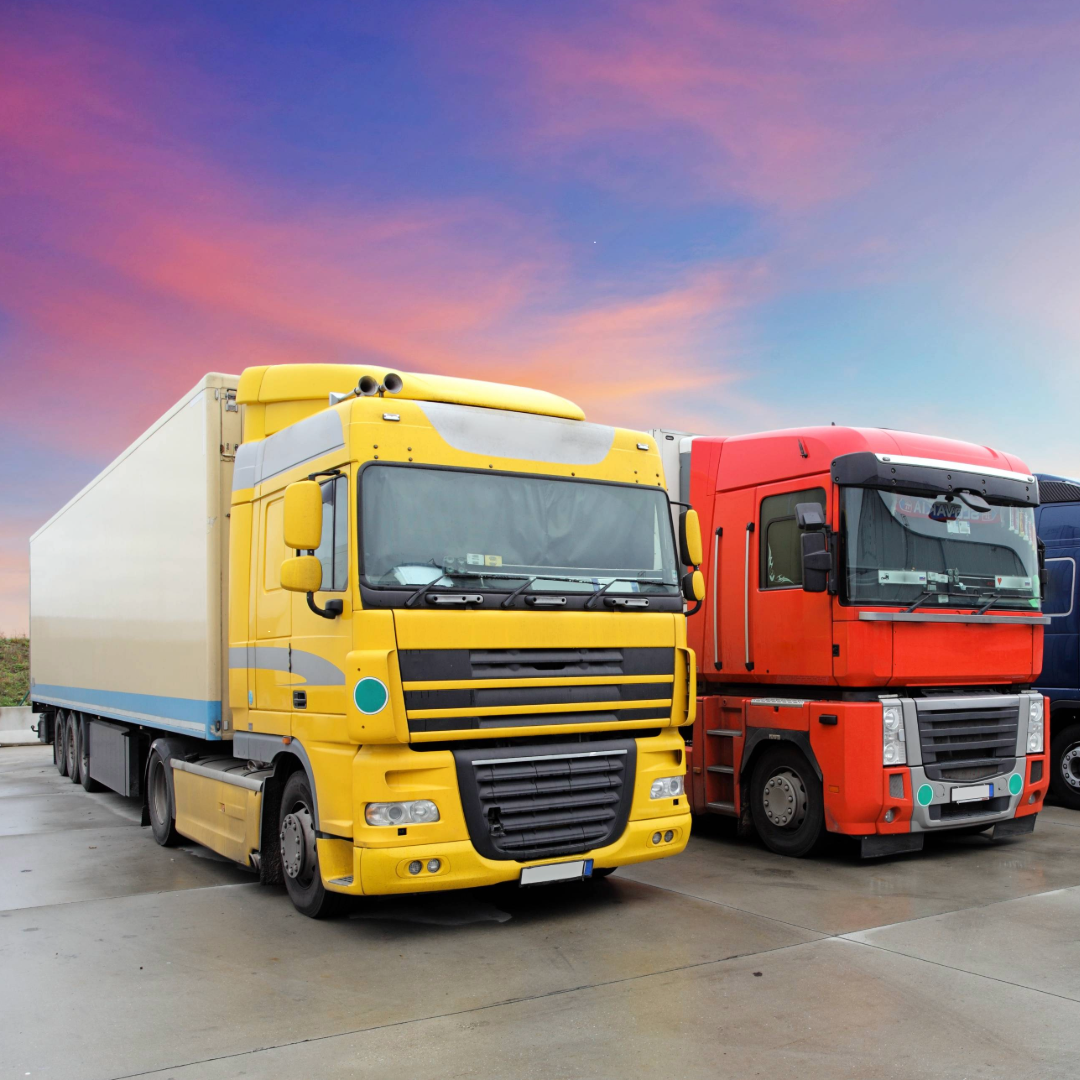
[314,476,349,591]
[760,488,826,589]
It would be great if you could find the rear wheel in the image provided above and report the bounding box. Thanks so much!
[66,715,80,783]
[750,745,826,858]
[54,712,68,776]
[78,716,103,792]
[1049,722,1080,811]
[147,749,181,846]
[279,771,340,918]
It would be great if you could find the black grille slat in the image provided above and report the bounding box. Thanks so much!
[399,647,673,682]
[455,741,636,862]
[917,700,1019,782]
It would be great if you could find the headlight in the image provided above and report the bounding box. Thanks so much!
[882,703,906,766]
[365,800,440,826]
[650,775,685,799]
[1026,696,1044,754]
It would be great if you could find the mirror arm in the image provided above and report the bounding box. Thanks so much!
[685,597,703,617]
[307,468,342,482]
[306,593,343,620]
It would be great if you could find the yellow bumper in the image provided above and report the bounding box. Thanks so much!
[324,809,690,896]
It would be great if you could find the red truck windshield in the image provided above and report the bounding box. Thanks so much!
[841,487,1040,609]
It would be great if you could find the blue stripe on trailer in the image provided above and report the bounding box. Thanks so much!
[31,684,222,739]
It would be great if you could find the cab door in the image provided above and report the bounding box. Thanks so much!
[289,471,353,733]
[253,492,294,726]
[749,479,833,681]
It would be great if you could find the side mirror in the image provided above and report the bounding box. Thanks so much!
[284,480,323,551]
[795,502,826,530]
[801,532,830,593]
[679,508,703,566]
[281,555,323,593]
[682,569,705,602]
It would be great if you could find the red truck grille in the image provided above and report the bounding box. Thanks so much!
[916,700,1019,782]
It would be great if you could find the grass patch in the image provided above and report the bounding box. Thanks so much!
[0,636,30,707]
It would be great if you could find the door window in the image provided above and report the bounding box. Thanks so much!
[314,476,349,592]
[760,488,826,589]
[1044,558,1075,617]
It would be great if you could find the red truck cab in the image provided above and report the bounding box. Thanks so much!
[656,426,1050,857]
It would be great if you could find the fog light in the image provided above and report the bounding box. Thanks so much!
[663,830,674,842]
[408,860,422,875]
[1028,793,1037,804]
[884,808,896,823]
[427,858,441,873]
[650,775,685,799]
[652,831,662,844]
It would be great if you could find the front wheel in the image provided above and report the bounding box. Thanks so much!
[1049,723,1080,811]
[279,771,341,918]
[750,745,826,858]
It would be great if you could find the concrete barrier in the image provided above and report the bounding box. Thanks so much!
[0,706,38,745]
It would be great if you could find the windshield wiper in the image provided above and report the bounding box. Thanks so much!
[585,577,667,610]
[975,593,1008,615]
[904,590,937,613]
[404,573,452,608]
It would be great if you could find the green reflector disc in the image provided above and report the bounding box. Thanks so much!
[917,784,934,806]
[354,677,389,715]
[1008,772,1023,796]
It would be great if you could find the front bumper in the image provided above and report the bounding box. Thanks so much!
[322,810,690,896]
[905,759,1046,832]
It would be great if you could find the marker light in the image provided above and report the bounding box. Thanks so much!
[882,704,906,766]
[365,800,440,826]
[1026,697,1044,754]
[650,776,685,800]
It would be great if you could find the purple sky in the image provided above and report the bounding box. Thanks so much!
[3,0,1080,633]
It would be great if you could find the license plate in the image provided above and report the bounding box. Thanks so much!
[952,783,993,803]
[520,859,592,886]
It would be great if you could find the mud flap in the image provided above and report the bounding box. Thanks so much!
[858,833,924,858]
[992,814,1037,839]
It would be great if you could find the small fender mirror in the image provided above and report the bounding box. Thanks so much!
[795,502,826,530]
[801,532,830,593]
[682,569,705,602]
[957,490,991,514]
[284,480,323,551]
[281,555,323,593]
[679,508,703,566]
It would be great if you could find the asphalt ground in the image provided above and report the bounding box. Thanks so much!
[2,742,1077,1080]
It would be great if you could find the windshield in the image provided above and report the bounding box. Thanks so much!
[360,465,680,596]
[841,488,1040,609]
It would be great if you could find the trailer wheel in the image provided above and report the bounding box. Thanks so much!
[279,771,341,919]
[750,745,825,858]
[1049,723,1080,811]
[78,716,103,792]
[66,715,81,783]
[55,712,69,776]
[147,749,181,846]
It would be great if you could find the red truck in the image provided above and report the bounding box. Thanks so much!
[655,426,1050,857]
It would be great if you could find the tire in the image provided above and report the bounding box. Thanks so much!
[749,744,826,858]
[55,712,69,776]
[67,714,81,784]
[1049,722,1080,811]
[147,748,181,846]
[78,716,103,792]
[279,771,341,918]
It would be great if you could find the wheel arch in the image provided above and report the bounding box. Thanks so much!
[739,728,822,783]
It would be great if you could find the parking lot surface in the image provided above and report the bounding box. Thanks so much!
[2,743,1078,1080]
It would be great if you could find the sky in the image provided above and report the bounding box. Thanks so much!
[3,0,1080,634]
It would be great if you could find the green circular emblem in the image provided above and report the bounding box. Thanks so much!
[354,677,389,715]
[1008,772,1023,796]
[917,784,934,806]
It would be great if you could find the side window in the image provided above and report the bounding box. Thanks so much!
[760,488,826,589]
[1044,558,1076,617]
[314,476,349,592]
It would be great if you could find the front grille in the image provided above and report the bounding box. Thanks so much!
[916,699,1019,782]
[401,647,675,734]
[929,795,1011,821]
[454,739,636,861]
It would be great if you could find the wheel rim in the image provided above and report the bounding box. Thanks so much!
[280,801,317,888]
[762,768,808,829]
[150,761,169,827]
[1061,743,1080,792]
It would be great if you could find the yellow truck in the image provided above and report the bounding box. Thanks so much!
[30,365,699,916]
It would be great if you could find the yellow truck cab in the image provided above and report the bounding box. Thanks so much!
[31,364,696,916]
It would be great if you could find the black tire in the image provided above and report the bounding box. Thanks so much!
[67,714,81,783]
[750,744,826,858]
[55,712,69,776]
[147,749,181,846]
[279,771,341,918]
[1049,722,1080,811]
[78,716,103,792]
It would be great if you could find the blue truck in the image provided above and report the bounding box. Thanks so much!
[1035,473,1080,809]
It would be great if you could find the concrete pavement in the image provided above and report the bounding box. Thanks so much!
[2,743,1077,1080]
